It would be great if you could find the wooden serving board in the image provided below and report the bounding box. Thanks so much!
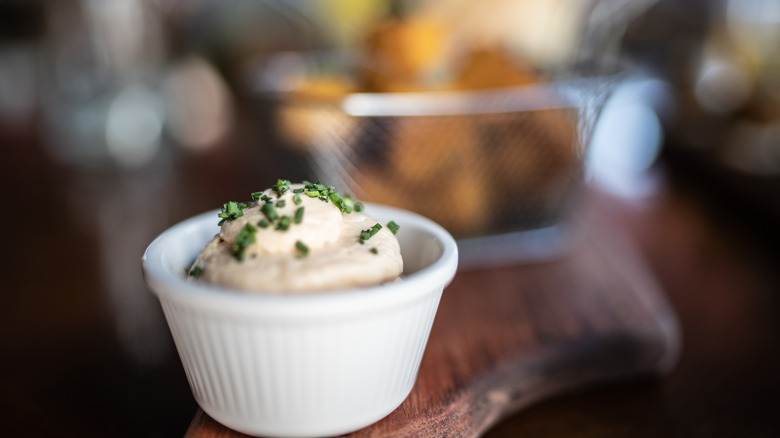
[184,210,680,438]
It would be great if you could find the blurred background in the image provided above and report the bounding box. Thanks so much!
[2,0,780,436]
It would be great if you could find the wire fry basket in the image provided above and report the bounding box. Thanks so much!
[234,0,657,266]
[273,76,616,266]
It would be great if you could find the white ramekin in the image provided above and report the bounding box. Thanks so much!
[142,203,458,437]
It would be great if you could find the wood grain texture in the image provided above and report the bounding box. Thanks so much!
[185,217,680,438]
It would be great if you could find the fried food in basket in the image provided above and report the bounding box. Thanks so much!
[275,13,583,237]
[360,16,448,93]
[475,108,582,230]
[276,78,356,149]
[454,48,539,90]
[353,116,492,236]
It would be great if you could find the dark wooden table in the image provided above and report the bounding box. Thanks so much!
[2,119,780,437]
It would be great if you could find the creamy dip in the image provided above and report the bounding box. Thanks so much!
[190,182,403,293]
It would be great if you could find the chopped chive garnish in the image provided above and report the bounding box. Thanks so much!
[221,181,365,238]
[188,266,203,277]
[276,216,292,231]
[273,179,291,195]
[359,223,383,244]
[185,259,196,276]
[232,223,257,261]
[329,191,354,213]
[387,221,400,235]
[261,202,278,222]
[343,195,357,209]
[218,201,250,225]
[370,247,378,254]
[323,185,335,201]
[295,241,309,257]
[298,181,366,213]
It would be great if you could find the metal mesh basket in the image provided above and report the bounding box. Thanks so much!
[276,78,615,248]
[238,0,657,265]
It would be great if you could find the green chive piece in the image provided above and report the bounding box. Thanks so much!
[370,247,378,254]
[329,191,355,213]
[232,223,257,261]
[295,241,309,257]
[250,181,363,231]
[359,223,383,244]
[276,216,292,231]
[188,266,203,277]
[218,200,249,225]
[387,221,400,235]
[185,258,197,276]
[273,179,291,195]
[261,202,278,222]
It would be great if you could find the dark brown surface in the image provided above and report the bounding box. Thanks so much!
[2,120,780,437]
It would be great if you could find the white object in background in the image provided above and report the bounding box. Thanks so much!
[587,77,673,199]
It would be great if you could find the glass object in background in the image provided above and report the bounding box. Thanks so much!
[0,0,43,129]
[696,0,780,176]
[636,0,780,176]
[586,75,673,199]
[35,0,235,365]
[39,0,171,365]
[40,0,168,168]
[618,0,780,226]
[39,0,234,169]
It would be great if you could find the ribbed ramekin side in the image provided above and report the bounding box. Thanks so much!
[157,285,443,437]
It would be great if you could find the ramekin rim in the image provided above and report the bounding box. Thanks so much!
[141,203,458,315]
